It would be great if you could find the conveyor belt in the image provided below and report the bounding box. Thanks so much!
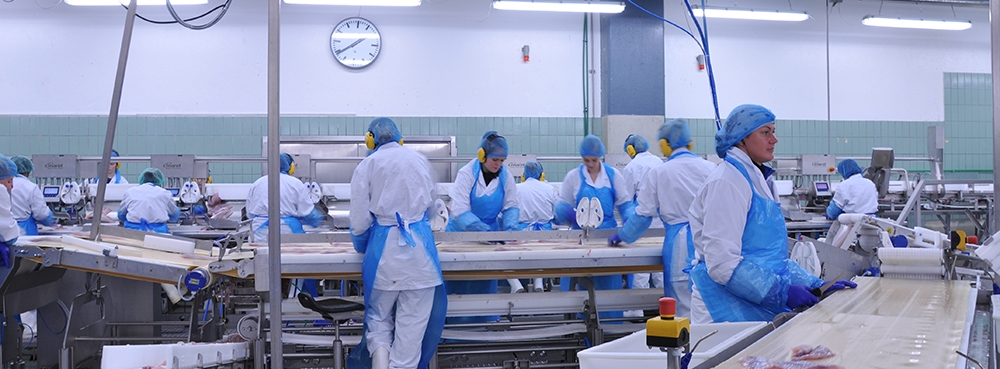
[715,277,975,368]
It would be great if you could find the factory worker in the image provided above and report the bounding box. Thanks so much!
[513,160,556,292]
[347,117,445,369]
[609,119,716,318]
[445,131,520,319]
[117,168,179,234]
[826,159,878,219]
[9,156,56,235]
[0,155,20,268]
[619,134,665,293]
[553,135,633,318]
[688,104,857,324]
[96,149,129,184]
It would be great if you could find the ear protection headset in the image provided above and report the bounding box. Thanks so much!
[111,149,121,169]
[365,131,404,151]
[625,134,638,158]
[659,139,694,158]
[477,133,502,163]
[539,172,546,182]
[288,162,297,176]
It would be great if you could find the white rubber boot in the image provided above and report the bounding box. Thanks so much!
[372,346,390,369]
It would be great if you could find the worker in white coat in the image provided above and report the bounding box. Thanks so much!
[9,156,55,235]
[245,153,326,243]
[347,117,445,369]
[827,159,878,219]
[445,131,520,319]
[688,104,857,324]
[610,119,716,318]
[513,160,556,292]
[620,134,664,292]
[92,149,129,184]
[117,168,179,234]
[553,135,633,318]
[0,154,21,268]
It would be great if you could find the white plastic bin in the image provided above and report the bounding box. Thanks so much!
[101,342,248,369]
[578,321,767,369]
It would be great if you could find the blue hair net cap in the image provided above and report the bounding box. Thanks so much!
[579,134,606,157]
[280,153,294,174]
[523,161,543,180]
[715,104,776,158]
[139,168,165,187]
[0,154,16,181]
[11,156,33,175]
[660,119,692,149]
[623,134,649,154]
[110,149,120,158]
[368,117,403,147]
[480,131,509,159]
[837,159,863,178]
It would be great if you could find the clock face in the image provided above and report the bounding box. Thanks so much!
[330,17,381,69]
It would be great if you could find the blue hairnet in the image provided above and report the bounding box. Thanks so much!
[110,149,120,158]
[579,134,606,157]
[660,119,692,149]
[368,117,403,147]
[837,159,863,178]
[480,131,508,159]
[623,134,649,155]
[523,161,543,180]
[139,168,165,187]
[280,153,294,174]
[715,104,776,158]
[11,156,32,175]
[0,154,16,181]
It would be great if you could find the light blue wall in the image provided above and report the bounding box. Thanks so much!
[1,72,989,183]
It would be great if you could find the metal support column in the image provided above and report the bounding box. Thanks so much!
[266,0,283,366]
[992,0,1000,235]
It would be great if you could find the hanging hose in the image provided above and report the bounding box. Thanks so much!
[583,13,590,137]
[165,0,233,30]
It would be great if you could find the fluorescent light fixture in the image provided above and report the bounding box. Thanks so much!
[492,0,626,14]
[861,16,971,31]
[66,0,206,5]
[691,6,809,22]
[283,0,420,5]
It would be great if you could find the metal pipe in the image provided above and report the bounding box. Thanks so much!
[266,0,283,364]
[992,0,1000,236]
[90,0,138,242]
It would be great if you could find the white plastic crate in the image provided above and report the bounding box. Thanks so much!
[101,342,248,369]
[578,321,767,369]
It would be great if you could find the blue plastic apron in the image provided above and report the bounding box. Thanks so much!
[347,215,447,369]
[520,221,553,231]
[124,219,170,234]
[659,151,699,298]
[689,156,792,322]
[560,163,623,319]
[17,218,37,236]
[444,163,504,323]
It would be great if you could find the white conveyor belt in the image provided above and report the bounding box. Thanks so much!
[715,277,974,368]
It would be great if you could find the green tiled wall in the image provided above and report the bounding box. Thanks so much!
[0,116,601,183]
[0,72,989,183]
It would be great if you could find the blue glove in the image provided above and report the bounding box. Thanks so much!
[608,233,623,246]
[501,207,521,232]
[467,222,491,232]
[786,285,819,309]
[863,267,881,277]
[39,212,57,227]
[302,208,326,228]
[455,211,491,232]
[553,202,577,226]
[823,279,858,294]
[826,201,843,220]
[117,208,128,223]
[168,208,181,223]
[0,238,14,268]
[192,206,207,215]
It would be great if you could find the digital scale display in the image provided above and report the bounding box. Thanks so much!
[43,186,59,197]
[169,188,180,197]
[814,181,831,197]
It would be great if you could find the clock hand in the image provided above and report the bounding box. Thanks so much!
[335,38,366,55]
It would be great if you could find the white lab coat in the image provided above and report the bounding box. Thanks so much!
[622,151,663,199]
[449,158,518,217]
[10,175,52,223]
[559,164,630,207]
[349,142,442,291]
[516,178,558,224]
[0,186,19,243]
[119,183,178,223]
[89,174,129,185]
[688,148,776,323]
[832,174,878,214]
[245,173,316,242]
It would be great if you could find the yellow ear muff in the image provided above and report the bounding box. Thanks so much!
[398,139,403,146]
[626,144,636,158]
[688,142,694,151]
[539,172,546,182]
[660,139,673,157]
[288,162,297,176]
[206,176,213,184]
[365,132,376,150]
[115,162,121,170]
[477,148,487,163]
